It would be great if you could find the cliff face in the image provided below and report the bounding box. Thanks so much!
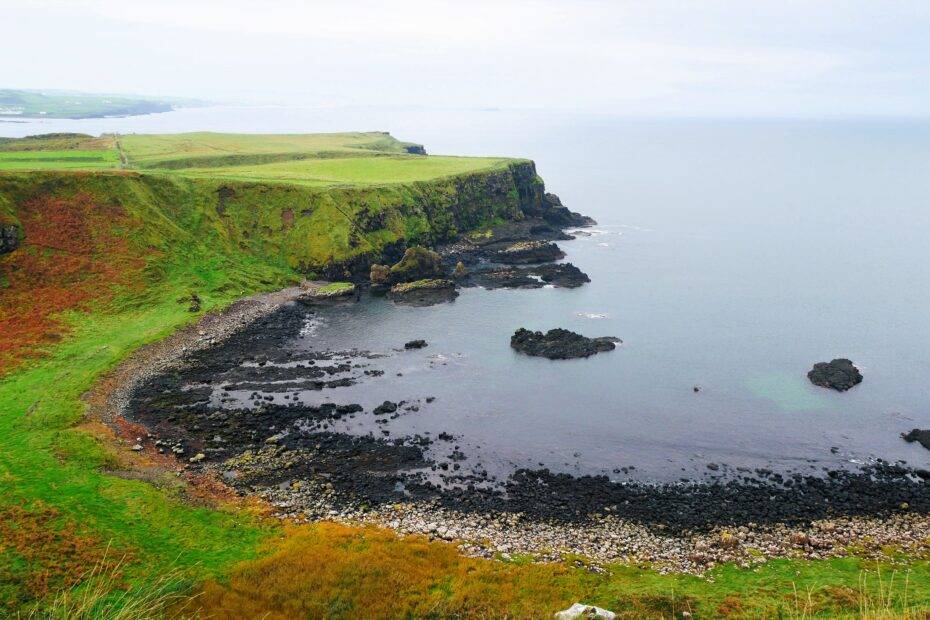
[0,160,555,279]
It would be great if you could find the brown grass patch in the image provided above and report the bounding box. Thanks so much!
[0,502,127,610]
[0,192,144,372]
[190,522,595,619]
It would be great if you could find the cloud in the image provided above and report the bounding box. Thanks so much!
[3,0,929,116]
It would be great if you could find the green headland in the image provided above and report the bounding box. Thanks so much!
[0,89,200,119]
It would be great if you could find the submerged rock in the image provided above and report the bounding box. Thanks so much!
[903,429,930,450]
[807,358,862,391]
[510,328,620,360]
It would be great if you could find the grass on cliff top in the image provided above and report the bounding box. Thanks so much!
[0,149,120,171]
[118,131,423,168]
[0,134,119,171]
[177,154,512,187]
[0,131,514,187]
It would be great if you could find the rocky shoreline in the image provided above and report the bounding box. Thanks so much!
[90,209,930,575]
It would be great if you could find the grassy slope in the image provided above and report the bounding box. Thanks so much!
[1,134,929,618]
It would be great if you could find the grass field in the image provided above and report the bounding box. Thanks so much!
[118,131,425,168]
[0,149,120,170]
[3,134,930,617]
[179,155,512,187]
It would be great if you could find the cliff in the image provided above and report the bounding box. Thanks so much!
[0,161,559,368]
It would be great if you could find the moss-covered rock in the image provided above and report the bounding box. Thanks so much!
[389,246,443,282]
[369,264,391,290]
[298,281,358,303]
[388,278,458,306]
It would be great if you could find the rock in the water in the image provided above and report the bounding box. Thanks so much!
[373,401,398,415]
[902,429,930,450]
[493,241,565,265]
[404,339,428,349]
[540,193,598,228]
[554,603,616,620]
[464,263,590,290]
[510,328,620,360]
[389,278,458,306]
[807,358,862,391]
[532,262,590,288]
[297,282,358,304]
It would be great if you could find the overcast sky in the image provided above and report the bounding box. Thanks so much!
[3,0,930,117]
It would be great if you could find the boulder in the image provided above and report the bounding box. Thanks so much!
[370,264,392,291]
[554,603,616,620]
[511,328,620,359]
[0,223,21,255]
[404,339,428,349]
[807,358,862,391]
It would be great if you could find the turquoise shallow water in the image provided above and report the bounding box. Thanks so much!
[8,108,930,481]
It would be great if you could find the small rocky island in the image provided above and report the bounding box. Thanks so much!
[511,328,620,359]
[807,358,863,391]
[903,429,930,450]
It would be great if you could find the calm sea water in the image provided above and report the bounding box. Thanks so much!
[7,107,930,481]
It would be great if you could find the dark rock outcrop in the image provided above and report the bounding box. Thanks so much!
[533,262,590,288]
[389,278,458,306]
[464,263,589,290]
[540,193,596,227]
[404,339,428,349]
[903,429,930,450]
[807,359,862,391]
[492,241,565,265]
[510,328,620,360]
[0,224,20,255]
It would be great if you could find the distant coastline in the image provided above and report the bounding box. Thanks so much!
[0,88,204,120]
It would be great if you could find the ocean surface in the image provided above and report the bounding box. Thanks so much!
[7,106,930,482]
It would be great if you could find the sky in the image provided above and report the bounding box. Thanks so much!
[3,0,930,117]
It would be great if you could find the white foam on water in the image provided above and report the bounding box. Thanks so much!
[299,316,322,337]
[576,312,610,319]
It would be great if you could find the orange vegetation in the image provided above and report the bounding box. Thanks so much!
[0,192,143,372]
[0,503,126,611]
[193,522,589,619]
